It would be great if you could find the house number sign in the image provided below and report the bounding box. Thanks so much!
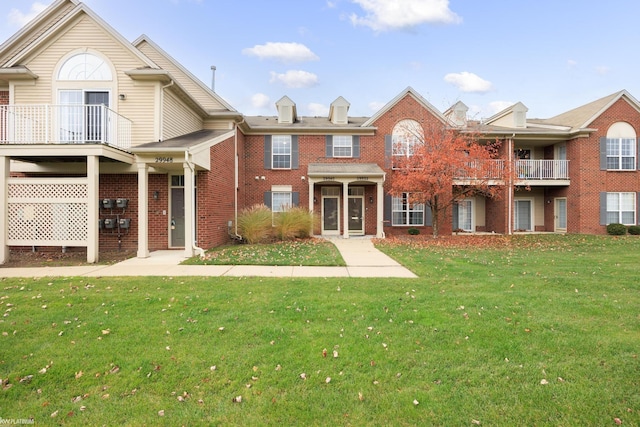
[155,157,174,163]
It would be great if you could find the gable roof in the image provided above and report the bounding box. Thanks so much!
[542,90,640,131]
[362,87,447,127]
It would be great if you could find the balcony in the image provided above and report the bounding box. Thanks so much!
[455,159,570,184]
[0,104,132,151]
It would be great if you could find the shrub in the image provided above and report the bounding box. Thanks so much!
[237,204,273,244]
[407,227,420,235]
[627,225,640,235]
[606,223,627,235]
[273,207,315,241]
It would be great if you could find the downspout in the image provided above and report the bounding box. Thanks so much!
[232,119,245,240]
[185,149,205,258]
[508,134,514,235]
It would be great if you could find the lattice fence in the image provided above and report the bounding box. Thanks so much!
[7,179,89,246]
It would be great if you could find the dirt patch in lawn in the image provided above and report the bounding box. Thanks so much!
[1,248,136,268]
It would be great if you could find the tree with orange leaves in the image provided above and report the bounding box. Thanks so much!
[389,121,507,237]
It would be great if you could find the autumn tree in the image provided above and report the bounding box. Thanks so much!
[389,121,507,237]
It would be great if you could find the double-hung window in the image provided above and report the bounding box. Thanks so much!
[606,192,636,225]
[272,135,292,169]
[332,135,353,157]
[392,193,424,226]
[606,138,636,170]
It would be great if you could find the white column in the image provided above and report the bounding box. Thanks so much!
[86,155,99,263]
[0,156,9,264]
[376,181,385,238]
[308,178,314,236]
[183,161,195,258]
[342,181,349,239]
[137,162,149,258]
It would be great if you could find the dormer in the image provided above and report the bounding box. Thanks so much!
[445,101,469,127]
[485,102,529,128]
[329,96,350,124]
[276,96,297,124]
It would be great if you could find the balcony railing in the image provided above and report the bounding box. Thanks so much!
[0,104,132,151]
[456,159,569,181]
[516,159,569,180]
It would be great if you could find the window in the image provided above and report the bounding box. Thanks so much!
[392,193,424,226]
[272,191,292,214]
[392,119,423,158]
[606,138,636,170]
[58,53,112,81]
[272,135,292,169]
[606,192,635,225]
[332,135,353,157]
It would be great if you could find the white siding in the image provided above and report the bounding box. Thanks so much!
[163,90,202,140]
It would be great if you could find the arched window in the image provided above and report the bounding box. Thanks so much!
[392,119,423,157]
[58,52,112,81]
[605,122,637,170]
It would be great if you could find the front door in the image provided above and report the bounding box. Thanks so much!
[85,91,109,142]
[555,198,567,232]
[322,196,340,235]
[348,196,364,235]
[170,175,185,247]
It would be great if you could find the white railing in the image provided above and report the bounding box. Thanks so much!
[516,159,569,180]
[0,104,132,151]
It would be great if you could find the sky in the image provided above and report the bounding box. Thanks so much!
[2,0,640,121]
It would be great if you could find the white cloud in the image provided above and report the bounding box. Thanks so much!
[269,70,319,88]
[308,103,329,116]
[567,59,578,68]
[488,101,514,115]
[251,93,271,109]
[8,2,49,27]
[595,65,610,76]
[444,72,493,93]
[349,0,461,31]
[242,42,319,63]
[468,101,513,121]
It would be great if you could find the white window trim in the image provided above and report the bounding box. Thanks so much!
[606,192,636,225]
[332,135,353,158]
[392,192,425,226]
[606,138,636,171]
[271,135,292,169]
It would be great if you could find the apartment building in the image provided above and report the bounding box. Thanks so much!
[1,0,638,264]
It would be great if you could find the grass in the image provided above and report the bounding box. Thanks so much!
[0,234,639,426]
[183,238,345,266]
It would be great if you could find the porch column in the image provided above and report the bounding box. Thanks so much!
[87,155,99,263]
[342,181,349,239]
[183,161,195,258]
[0,156,9,264]
[137,162,149,258]
[308,178,314,236]
[376,181,384,238]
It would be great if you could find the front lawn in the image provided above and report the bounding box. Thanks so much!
[0,235,638,426]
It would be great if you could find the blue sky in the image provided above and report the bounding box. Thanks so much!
[2,0,640,120]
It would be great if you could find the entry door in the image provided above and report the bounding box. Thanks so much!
[514,200,532,231]
[85,91,109,142]
[171,187,185,247]
[348,197,364,235]
[454,200,473,232]
[555,198,567,232]
[322,197,340,235]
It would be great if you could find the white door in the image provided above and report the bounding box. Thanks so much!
[555,198,567,232]
[514,200,532,231]
[457,200,473,232]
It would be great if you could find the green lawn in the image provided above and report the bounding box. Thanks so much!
[0,235,638,426]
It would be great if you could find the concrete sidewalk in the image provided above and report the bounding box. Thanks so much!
[0,237,417,279]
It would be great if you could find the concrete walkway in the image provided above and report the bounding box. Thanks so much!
[0,237,417,279]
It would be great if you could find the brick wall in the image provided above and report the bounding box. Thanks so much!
[99,174,139,251]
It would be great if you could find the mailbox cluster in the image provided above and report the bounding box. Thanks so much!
[98,199,131,248]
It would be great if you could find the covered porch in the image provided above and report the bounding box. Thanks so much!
[307,163,386,239]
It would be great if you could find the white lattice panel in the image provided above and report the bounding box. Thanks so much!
[7,179,88,246]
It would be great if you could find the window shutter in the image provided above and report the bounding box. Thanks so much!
[384,135,392,168]
[292,192,300,207]
[452,204,459,230]
[384,194,392,223]
[637,192,640,225]
[637,138,640,170]
[353,136,360,158]
[264,135,272,169]
[325,135,333,158]
[425,204,433,226]
[599,192,607,225]
[264,191,272,208]
[291,135,299,169]
[599,137,607,170]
